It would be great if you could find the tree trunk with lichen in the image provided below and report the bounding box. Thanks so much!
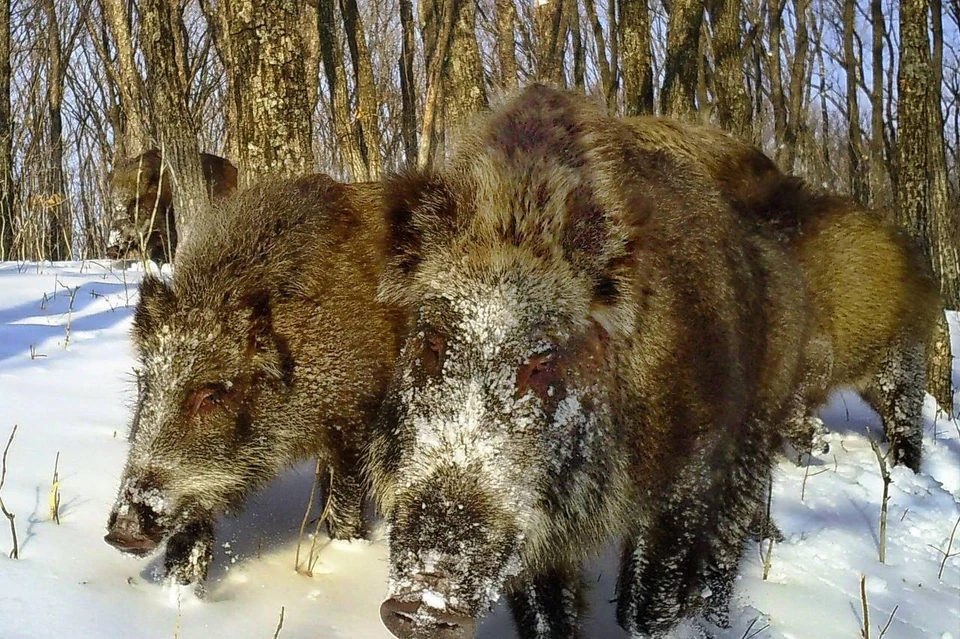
[897,0,958,414]
[220,0,315,186]
[139,0,209,253]
[621,0,654,116]
[662,0,704,119]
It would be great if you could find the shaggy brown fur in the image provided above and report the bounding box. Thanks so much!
[625,116,941,471]
[105,174,403,589]
[370,85,809,638]
[107,149,238,263]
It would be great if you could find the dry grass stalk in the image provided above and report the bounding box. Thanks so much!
[50,451,61,524]
[868,436,892,564]
[0,425,19,558]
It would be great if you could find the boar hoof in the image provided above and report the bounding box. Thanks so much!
[163,522,215,587]
[380,598,476,639]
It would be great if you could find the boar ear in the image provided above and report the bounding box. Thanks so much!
[378,170,459,305]
[133,275,176,339]
[243,290,294,384]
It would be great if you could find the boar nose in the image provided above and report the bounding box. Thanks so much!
[380,598,477,639]
[104,506,160,556]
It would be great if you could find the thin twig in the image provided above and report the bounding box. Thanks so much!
[0,425,20,558]
[761,479,775,580]
[272,606,285,639]
[294,460,323,572]
[937,515,960,580]
[868,436,892,564]
[860,574,870,639]
[307,468,336,574]
[877,604,898,639]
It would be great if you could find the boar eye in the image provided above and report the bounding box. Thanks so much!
[187,384,230,419]
[421,333,446,376]
[517,350,561,399]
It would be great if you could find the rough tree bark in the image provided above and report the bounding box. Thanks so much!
[585,0,615,106]
[41,0,70,260]
[621,0,654,116]
[495,0,518,89]
[868,0,887,205]
[443,0,487,150]
[767,0,790,167]
[341,0,381,179]
[0,0,11,260]
[399,0,419,164]
[662,0,705,119]
[318,0,366,179]
[418,0,456,167]
[709,0,750,135]
[220,0,315,186]
[103,0,151,160]
[534,0,567,85]
[897,0,958,413]
[139,0,209,252]
[784,0,809,170]
[843,0,868,203]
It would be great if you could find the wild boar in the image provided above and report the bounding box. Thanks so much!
[625,116,941,471]
[106,150,238,263]
[369,85,809,638]
[104,174,401,588]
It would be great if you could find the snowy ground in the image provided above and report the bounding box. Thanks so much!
[0,261,957,639]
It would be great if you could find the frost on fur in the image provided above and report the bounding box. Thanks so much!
[371,85,806,639]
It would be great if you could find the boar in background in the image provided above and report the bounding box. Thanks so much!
[626,116,941,471]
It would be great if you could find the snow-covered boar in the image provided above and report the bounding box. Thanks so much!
[624,116,941,471]
[105,174,402,587]
[106,149,238,263]
[368,85,810,638]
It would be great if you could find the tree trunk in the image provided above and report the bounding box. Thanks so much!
[399,0,419,164]
[318,0,366,179]
[843,0,867,203]
[341,0,381,179]
[0,0,11,260]
[570,0,585,89]
[868,0,887,206]
[444,0,487,150]
[42,0,70,260]
[495,0,518,89]
[302,0,321,122]
[767,0,789,167]
[534,0,566,85]
[897,0,958,413]
[139,0,209,252]
[585,0,614,106]
[621,0,654,116]
[222,0,315,186]
[418,0,457,168]
[662,0,704,119]
[783,0,809,170]
[103,0,151,160]
[709,0,749,136]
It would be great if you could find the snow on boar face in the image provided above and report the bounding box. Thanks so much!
[373,167,628,638]
[105,275,294,557]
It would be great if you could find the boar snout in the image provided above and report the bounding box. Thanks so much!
[380,595,477,639]
[104,500,163,556]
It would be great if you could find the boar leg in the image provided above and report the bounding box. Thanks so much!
[507,564,586,639]
[862,338,925,473]
[325,454,368,540]
[163,517,215,589]
[617,426,773,634]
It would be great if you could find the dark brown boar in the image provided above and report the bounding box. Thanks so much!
[369,85,809,639]
[104,174,402,590]
[106,150,238,263]
[625,116,942,471]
